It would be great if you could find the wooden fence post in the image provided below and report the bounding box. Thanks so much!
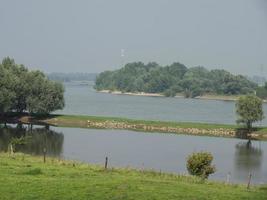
[10,144,14,155]
[226,172,231,184]
[104,156,108,169]
[247,172,252,189]
[43,147,47,163]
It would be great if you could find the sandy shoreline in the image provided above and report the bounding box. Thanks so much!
[97,90,267,103]
[98,90,166,97]
[97,90,240,101]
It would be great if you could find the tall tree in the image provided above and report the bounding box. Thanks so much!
[236,95,264,130]
[0,57,65,115]
[0,64,16,114]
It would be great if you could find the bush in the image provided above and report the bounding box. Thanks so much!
[163,89,176,97]
[186,152,216,179]
[23,168,42,175]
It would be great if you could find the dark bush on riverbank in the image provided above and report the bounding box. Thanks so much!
[0,57,64,115]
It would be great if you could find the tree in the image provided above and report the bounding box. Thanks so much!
[26,72,65,114]
[256,82,267,99]
[236,95,264,130]
[186,152,216,179]
[0,65,16,114]
[0,57,65,115]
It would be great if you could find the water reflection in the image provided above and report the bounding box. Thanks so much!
[234,141,263,181]
[0,124,64,157]
[0,124,266,183]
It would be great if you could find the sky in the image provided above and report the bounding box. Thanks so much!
[0,0,266,75]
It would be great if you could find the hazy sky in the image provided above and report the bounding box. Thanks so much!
[0,0,266,75]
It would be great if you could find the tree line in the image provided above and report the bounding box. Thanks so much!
[0,57,65,115]
[95,62,258,98]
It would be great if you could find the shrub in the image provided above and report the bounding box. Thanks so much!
[23,168,42,175]
[186,152,216,179]
[163,89,176,97]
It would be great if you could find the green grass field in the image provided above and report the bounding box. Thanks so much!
[0,153,266,200]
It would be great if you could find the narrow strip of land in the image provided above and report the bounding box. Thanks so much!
[98,90,242,101]
[0,153,266,200]
[98,90,267,103]
[1,114,267,140]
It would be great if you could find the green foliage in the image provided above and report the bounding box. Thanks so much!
[0,57,65,115]
[163,89,177,97]
[186,152,216,179]
[256,82,267,99]
[0,65,16,113]
[95,62,257,98]
[236,95,264,130]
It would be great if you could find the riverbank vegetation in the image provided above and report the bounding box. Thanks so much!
[187,152,216,179]
[0,153,266,200]
[256,82,267,99]
[2,114,267,140]
[236,95,264,130]
[95,62,258,98]
[0,57,65,115]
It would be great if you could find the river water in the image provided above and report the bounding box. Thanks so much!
[57,83,267,125]
[1,82,267,184]
[0,125,266,184]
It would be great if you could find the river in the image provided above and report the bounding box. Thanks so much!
[57,82,267,125]
[0,125,266,184]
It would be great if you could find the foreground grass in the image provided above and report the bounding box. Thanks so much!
[0,153,266,200]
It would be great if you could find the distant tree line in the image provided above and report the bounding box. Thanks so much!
[47,72,97,82]
[0,57,65,115]
[95,62,258,98]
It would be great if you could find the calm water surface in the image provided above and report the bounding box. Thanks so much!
[0,125,266,184]
[58,83,267,125]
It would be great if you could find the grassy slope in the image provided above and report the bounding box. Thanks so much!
[0,153,266,200]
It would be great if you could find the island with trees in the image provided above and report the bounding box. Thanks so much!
[95,62,259,98]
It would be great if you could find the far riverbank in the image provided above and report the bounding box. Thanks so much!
[97,90,248,102]
[1,114,267,140]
